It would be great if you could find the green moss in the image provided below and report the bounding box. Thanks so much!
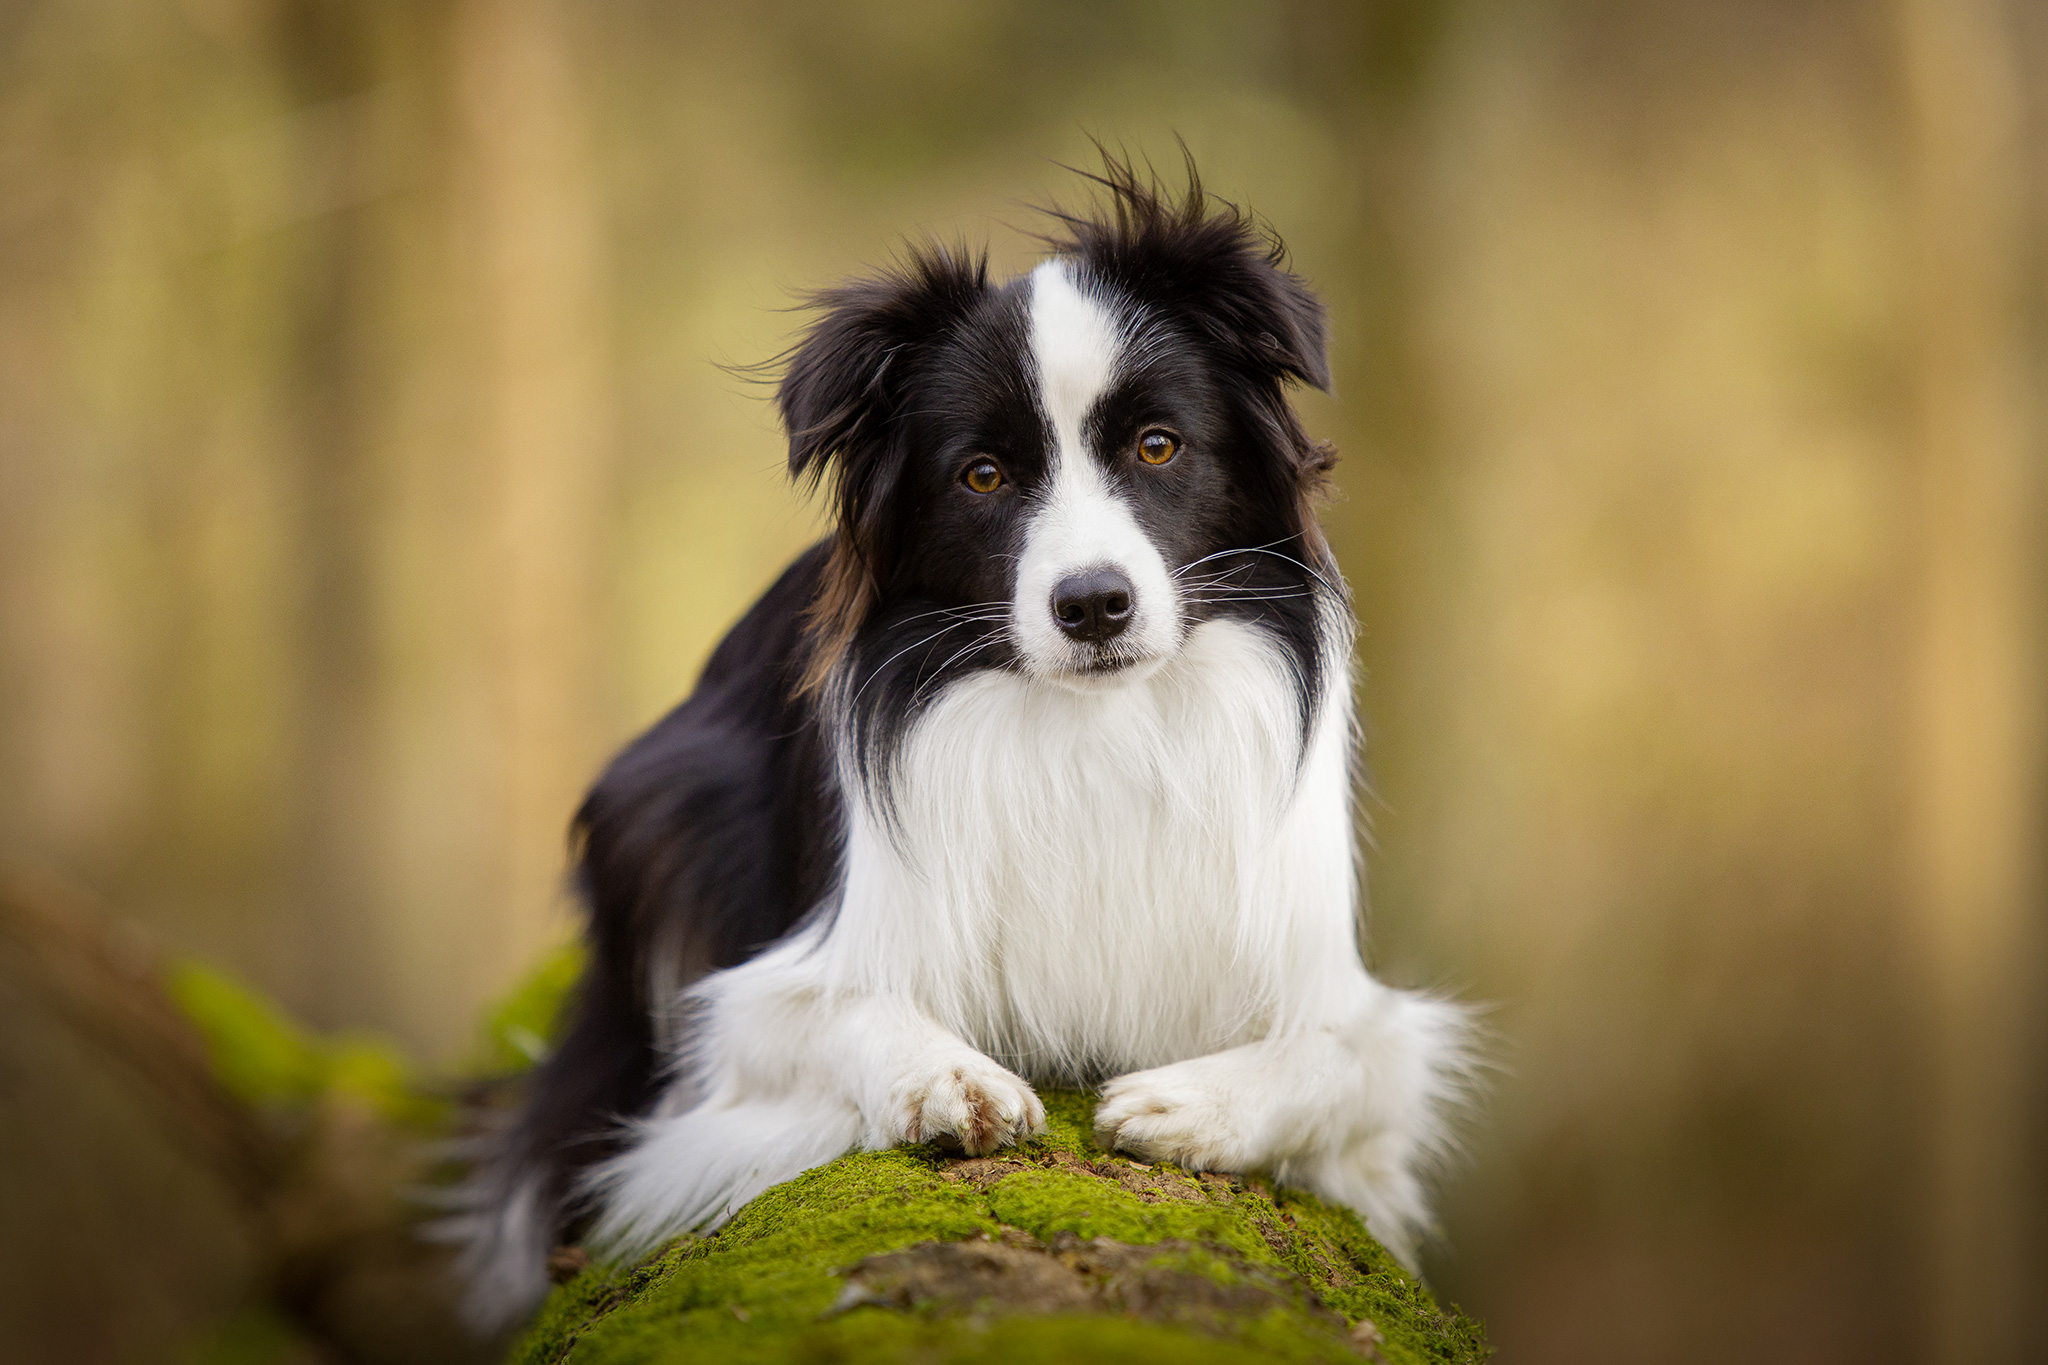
[514,1091,1489,1365]
[166,960,444,1127]
[476,939,586,1074]
[168,961,327,1107]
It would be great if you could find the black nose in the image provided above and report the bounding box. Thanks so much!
[1050,568,1135,644]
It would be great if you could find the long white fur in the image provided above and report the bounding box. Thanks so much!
[438,1167,551,1331]
[583,260,1469,1271]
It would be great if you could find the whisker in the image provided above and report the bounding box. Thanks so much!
[1177,568,1263,592]
[1182,590,1313,603]
[1178,562,1259,583]
[1183,599,1312,610]
[1171,538,1299,580]
[1195,547,1341,596]
[1172,541,1341,598]
[850,619,982,710]
[883,600,1012,631]
[912,628,1009,705]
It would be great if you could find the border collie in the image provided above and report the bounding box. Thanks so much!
[450,158,1469,1328]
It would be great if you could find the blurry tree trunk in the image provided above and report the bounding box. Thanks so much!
[265,0,610,1053]
[1894,2,2042,1362]
[451,0,609,1021]
[277,0,393,1041]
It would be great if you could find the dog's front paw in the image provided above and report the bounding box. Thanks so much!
[889,1054,1045,1156]
[1094,1060,1254,1171]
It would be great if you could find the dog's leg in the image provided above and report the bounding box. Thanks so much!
[586,943,1043,1257]
[711,960,1048,1155]
[1092,975,1470,1265]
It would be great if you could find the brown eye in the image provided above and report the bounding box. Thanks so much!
[1138,430,1180,465]
[962,459,1004,494]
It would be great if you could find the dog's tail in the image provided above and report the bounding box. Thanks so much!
[583,1094,864,1262]
[434,550,835,1332]
[433,934,664,1333]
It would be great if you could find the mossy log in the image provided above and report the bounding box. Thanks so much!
[519,1093,1489,1365]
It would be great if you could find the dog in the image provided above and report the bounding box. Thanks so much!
[448,158,1470,1329]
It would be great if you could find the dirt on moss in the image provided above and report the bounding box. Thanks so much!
[515,1090,1490,1365]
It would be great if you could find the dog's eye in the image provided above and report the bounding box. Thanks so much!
[962,459,1005,494]
[1137,430,1180,465]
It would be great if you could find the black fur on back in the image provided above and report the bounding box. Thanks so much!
[473,545,838,1278]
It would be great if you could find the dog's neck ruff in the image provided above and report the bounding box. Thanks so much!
[811,607,1357,1082]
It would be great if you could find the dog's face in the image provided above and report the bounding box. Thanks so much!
[881,259,1248,688]
[780,169,1335,727]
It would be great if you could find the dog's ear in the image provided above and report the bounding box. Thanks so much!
[779,244,987,524]
[1187,242,1329,392]
[1044,153,1330,393]
[778,245,988,690]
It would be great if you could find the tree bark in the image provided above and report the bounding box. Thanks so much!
[1895,2,2043,1362]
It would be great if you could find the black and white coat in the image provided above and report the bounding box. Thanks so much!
[453,165,1468,1328]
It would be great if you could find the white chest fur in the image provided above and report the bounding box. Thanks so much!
[821,616,1361,1080]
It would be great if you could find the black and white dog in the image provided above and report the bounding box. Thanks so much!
[453,160,1468,1327]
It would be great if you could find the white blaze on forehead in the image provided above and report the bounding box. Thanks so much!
[1028,260,1124,447]
[1015,260,1180,683]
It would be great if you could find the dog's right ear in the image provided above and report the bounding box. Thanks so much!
[779,244,987,534]
[778,245,988,691]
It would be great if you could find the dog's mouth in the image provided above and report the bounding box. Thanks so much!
[1040,643,1167,689]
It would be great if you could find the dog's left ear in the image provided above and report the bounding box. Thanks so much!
[1046,156,1330,394]
[1188,246,1330,393]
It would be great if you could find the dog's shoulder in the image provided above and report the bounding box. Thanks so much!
[578,539,838,983]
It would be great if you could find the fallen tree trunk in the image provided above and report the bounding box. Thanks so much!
[519,1093,1490,1365]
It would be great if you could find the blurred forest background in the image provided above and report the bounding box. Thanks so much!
[1,1,2043,1363]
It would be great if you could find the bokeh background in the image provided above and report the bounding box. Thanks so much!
[2,1,2043,1362]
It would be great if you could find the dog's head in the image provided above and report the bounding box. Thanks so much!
[780,157,1336,713]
